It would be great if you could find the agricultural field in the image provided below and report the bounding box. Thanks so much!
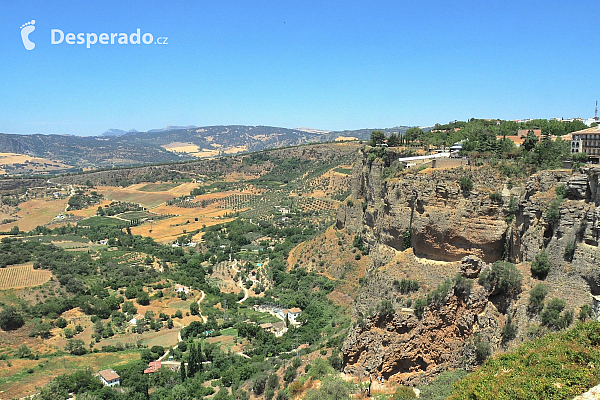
[161,142,202,154]
[0,264,53,289]
[78,216,130,229]
[0,197,69,232]
[137,182,182,192]
[98,186,175,208]
[130,202,230,243]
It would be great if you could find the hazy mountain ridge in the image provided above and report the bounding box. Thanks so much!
[0,125,411,171]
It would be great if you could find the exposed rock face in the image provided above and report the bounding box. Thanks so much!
[337,157,517,263]
[342,285,501,384]
[460,255,485,278]
[339,151,600,383]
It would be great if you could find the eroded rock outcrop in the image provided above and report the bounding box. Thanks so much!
[339,151,600,383]
[342,284,501,384]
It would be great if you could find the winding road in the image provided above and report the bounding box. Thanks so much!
[230,261,249,304]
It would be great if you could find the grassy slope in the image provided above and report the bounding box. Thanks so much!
[449,321,600,400]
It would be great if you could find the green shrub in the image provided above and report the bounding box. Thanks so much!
[546,198,562,224]
[527,283,548,314]
[564,240,576,261]
[413,298,427,319]
[555,185,568,198]
[489,192,503,203]
[55,317,67,329]
[508,196,519,214]
[541,298,572,330]
[453,274,473,297]
[478,261,522,297]
[378,300,394,316]
[580,304,593,321]
[427,279,453,308]
[393,279,419,294]
[530,250,550,279]
[475,337,491,363]
[419,370,467,400]
[501,316,517,344]
[393,386,417,399]
[449,321,600,400]
[403,229,411,249]
[459,176,473,192]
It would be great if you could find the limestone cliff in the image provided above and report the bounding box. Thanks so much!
[338,149,600,383]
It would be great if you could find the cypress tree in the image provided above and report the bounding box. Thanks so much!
[188,343,197,377]
[180,360,186,382]
[198,341,203,372]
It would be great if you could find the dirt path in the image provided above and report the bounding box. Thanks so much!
[230,261,249,304]
[237,277,249,304]
[177,290,207,342]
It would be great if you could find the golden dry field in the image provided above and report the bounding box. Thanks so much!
[0,197,68,232]
[0,152,72,171]
[130,202,231,243]
[161,142,202,153]
[98,186,175,208]
[161,142,227,158]
[0,264,53,289]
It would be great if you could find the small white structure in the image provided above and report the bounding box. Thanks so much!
[398,152,450,167]
[98,369,120,387]
[174,284,190,294]
[129,314,143,325]
[277,307,302,325]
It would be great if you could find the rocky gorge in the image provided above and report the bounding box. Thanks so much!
[337,149,600,384]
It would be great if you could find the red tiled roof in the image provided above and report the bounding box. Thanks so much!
[144,361,162,374]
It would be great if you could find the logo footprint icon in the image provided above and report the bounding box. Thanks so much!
[20,20,35,50]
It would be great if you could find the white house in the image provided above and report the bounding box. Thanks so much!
[98,369,120,387]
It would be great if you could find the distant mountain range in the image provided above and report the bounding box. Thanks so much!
[0,125,411,171]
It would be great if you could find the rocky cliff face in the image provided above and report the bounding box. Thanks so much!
[338,150,600,383]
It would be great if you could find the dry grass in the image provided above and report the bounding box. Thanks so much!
[161,142,202,153]
[0,351,139,399]
[0,152,72,170]
[0,264,53,289]
[288,226,368,299]
[224,145,248,154]
[0,198,68,232]
[98,186,174,208]
[130,202,231,243]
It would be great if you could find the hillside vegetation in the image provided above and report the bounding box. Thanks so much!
[449,321,600,400]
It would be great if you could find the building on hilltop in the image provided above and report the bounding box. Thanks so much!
[98,369,120,387]
[498,129,542,147]
[571,125,600,162]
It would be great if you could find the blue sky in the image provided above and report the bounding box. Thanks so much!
[1,0,599,136]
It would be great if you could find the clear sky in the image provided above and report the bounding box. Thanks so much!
[1,0,599,136]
